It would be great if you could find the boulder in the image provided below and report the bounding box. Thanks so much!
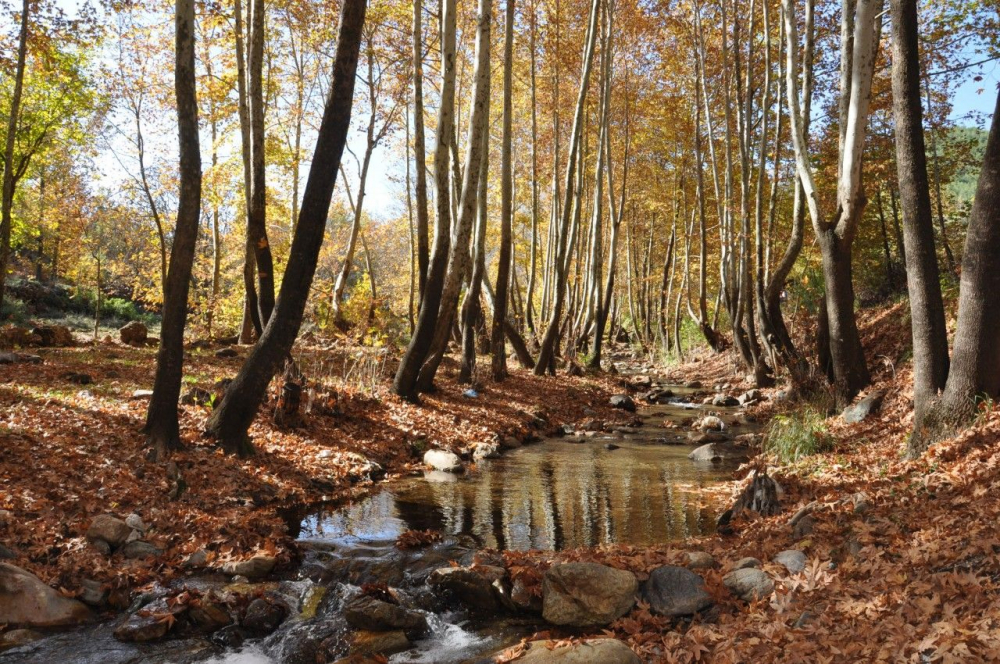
[349,630,410,657]
[0,352,41,365]
[0,563,93,627]
[188,594,232,632]
[631,375,652,388]
[113,598,183,642]
[738,389,762,406]
[427,565,504,613]
[86,514,132,548]
[242,597,288,635]
[423,449,462,473]
[32,325,74,347]
[774,550,807,574]
[215,348,239,359]
[120,541,162,559]
[793,514,816,539]
[517,638,641,664]
[471,441,501,461]
[842,390,886,423]
[684,551,715,570]
[684,380,703,389]
[609,395,636,412]
[343,595,428,636]
[641,566,712,617]
[119,321,148,346]
[694,416,725,432]
[0,628,43,651]
[688,442,750,463]
[542,562,637,627]
[723,568,774,602]
[78,579,108,607]
[687,431,728,444]
[221,554,276,579]
[732,557,762,570]
[712,394,740,407]
[501,436,522,450]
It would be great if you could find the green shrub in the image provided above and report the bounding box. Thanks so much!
[764,407,833,463]
[0,297,30,324]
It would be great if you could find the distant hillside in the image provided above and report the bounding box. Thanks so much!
[945,126,988,208]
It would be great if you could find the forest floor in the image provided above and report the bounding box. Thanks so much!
[500,302,1000,663]
[0,337,633,611]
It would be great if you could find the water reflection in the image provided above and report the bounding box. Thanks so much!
[300,426,735,551]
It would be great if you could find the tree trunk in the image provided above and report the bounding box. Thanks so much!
[491,0,516,381]
[415,0,493,392]
[413,0,430,298]
[144,0,203,461]
[535,0,602,374]
[460,130,490,383]
[392,0,459,399]
[525,0,539,337]
[205,0,366,454]
[248,0,276,326]
[891,0,950,418]
[909,91,1000,458]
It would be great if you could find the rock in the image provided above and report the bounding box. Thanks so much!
[427,565,504,613]
[609,395,636,412]
[131,389,154,399]
[542,562,637,627]
[738,389,762,405]
[349,630,410,657]
[850,491,871,514]
[343,595,428,636]
[86,514,132,548]
[732,557,761,570]
[0,563,92,628]
[631,375,652,388]
[32,325,74,347]
[471,441,501,461]
[501,436,522,450]
[723,568,774,602]
[184,550,209,568]
[688,442,749,463]
[78,579,108,607]
[189,594,233,632]
[211,624,245,649]
[511,577,543,613]
[423,449,463,473]
[712,394,740,407]
[793,515,817,539]
[0,628,43,650]
[124,514,146,532]
[120,541,162,559]
[119,321,148,346]
[222,554,276,579]
[0,544,15,560]
[687,431,728,444]
[90,539,112,555]
[0,351,41,365]
[114,599,182,642]
[242,597,288,634]
[604,443,620,451]
[215,347,239,358]
[694,415,725,432]
[565,362,584,377]
[685,551,715,570]
[842,390,886,423]
[517,638,641,664]
[62,372,93,385]
[684,380,702,389]
[774,550,807,574]
[641,565,713,617]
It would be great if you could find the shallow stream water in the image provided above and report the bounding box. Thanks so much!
[1,386,749,664]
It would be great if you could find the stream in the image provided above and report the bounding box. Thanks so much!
[1,383,752,664]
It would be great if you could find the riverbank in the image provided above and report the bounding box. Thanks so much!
[0,335,634,619]
[492,302,1000,662]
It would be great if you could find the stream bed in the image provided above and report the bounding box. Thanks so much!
[1,385,752,664]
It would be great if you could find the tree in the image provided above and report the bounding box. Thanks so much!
[889,0,948,418]
[206,0,367,455]
[412,0,430,298]
[393,0,459,400]
[0,0,30,318]
[909,90,1000,458]
[781,0,881,405]
[491,0,516,380]
[144,0,203,461]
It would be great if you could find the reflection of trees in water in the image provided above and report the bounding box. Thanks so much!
[302,441,727,551]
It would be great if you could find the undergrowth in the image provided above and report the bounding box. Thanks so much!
[764,406,833,463]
